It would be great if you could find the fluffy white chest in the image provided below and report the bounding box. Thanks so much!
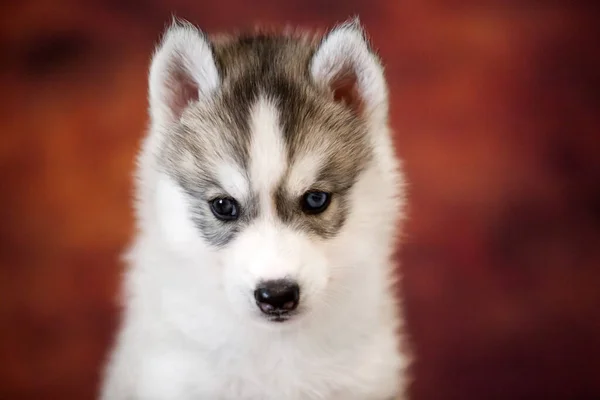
[132,327,402,400]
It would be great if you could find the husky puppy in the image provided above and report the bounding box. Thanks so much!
[100,17,408,400]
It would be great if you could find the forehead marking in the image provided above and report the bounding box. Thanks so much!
[285,152,324,196]
[249,96,287,216]
[217,162,249,201]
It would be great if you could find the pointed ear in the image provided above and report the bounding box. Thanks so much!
[148,20,220,126]
[310,19,388,123]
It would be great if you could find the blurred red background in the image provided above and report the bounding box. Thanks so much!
[0,1,599,399]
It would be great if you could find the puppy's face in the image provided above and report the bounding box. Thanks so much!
[148,20,397,325]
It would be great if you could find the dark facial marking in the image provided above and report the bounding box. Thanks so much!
[160,30,373,245]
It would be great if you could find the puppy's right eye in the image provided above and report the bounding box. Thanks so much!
[210,197,239,221]
[301,191,331,215]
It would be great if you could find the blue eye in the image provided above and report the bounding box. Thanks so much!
[301,191,331,214]
[210,197,239,221]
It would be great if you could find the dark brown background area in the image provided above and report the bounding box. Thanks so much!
[1,1,599,399]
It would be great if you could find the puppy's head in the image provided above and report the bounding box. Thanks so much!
[144,19,402,325]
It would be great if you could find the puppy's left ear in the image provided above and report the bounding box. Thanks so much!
[310,18,388,124]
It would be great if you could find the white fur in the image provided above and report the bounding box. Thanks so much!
[101,21,407,400]
[155,174,203,257]
[217,163,250,202]
[286,152,324,196]
[248,97,287,216]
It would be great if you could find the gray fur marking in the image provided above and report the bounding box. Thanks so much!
[160,26,374,247]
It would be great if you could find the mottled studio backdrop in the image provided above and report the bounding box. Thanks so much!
[0,1,598,399]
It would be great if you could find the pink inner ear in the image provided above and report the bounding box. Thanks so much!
[166,60,200,120]
[330,67,364,115]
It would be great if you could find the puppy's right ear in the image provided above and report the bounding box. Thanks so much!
[148,20,219,126]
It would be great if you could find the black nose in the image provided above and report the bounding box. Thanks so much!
[254,280,300,315]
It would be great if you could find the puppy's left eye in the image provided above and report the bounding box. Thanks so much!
[301,191,331,215]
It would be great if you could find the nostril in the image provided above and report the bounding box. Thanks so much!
[254,280,300,314]
[254,288,271,303]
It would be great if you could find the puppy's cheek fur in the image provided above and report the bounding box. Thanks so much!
[155,173,206,256]
[220,244,259,319]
